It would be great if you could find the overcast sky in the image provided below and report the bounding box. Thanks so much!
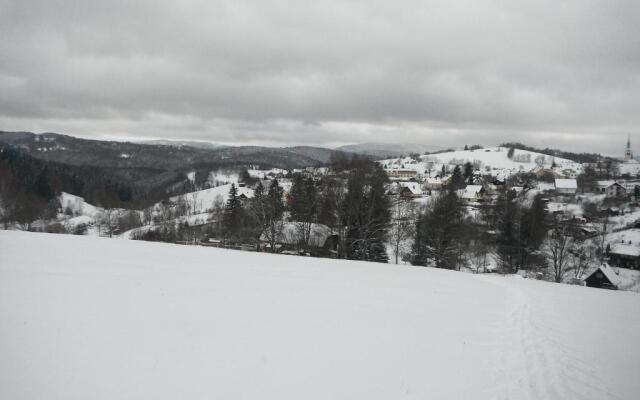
[1,0,639,154]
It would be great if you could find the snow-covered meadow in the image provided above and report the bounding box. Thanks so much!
[1,231,639,400]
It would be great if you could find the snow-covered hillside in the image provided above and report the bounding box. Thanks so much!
[1,231,638,399]
[380,147,583,178]
[167,183,255,214]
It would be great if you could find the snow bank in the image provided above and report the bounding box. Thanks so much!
[1,231,639,400]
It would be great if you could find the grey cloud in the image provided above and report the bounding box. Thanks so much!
[1,0,639,154]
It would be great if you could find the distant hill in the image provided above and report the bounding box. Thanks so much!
[137,139,228,151]
[0,131,338,170]
[285,146,352,164]
[336,142,448,158]
[0,131,351,210]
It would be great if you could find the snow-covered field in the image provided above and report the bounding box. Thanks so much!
[1,231,639,400]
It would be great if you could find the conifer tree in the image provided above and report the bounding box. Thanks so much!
[411,190,464,269]
[450,165,465,190]
[223,183,243,241]
[463,162,474,184]
[343,162,391,262]
[494,188,521,273]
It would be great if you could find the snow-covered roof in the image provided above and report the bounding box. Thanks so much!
[554,179,577,189]
[459,185,484,199]
[609,244,640,258]
[585,264,623,287]
[398,182,423,195]
[597,180,618,188]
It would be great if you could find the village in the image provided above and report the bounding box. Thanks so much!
[44,139,640,292]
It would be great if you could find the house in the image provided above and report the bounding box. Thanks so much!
[583,264,622,290]
[458,185,486,202]
[600,182,627,198]
[386,168,418,180]
[398,182,423,199]
[424,177,444,191]
[260,222,338,255]
[596,180,627,198]
[554,179,578,195]
[608,242,640,269]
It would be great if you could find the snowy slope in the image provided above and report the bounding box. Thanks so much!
[1,231,639,400]
[167,183,255,214]
[59,192,101,218]
[380,147,582,177]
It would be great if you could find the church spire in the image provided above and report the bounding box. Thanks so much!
[625,135,633,161]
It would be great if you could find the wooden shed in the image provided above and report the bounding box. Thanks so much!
[583,264,621,290]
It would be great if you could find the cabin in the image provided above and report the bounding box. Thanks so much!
[583,264,621,290]
[554,179,578,195]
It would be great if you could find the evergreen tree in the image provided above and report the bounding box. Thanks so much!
[318,185,337,229]
[463,162,474,185]
[223,183,243,241]
[450,165,465,190]
[411,190,464,269]
[289,174,318,248]
[343,162,391,262]
[517,193,548,270]
[494,188,521,273]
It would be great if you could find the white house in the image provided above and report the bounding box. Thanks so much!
[554,179,578,195]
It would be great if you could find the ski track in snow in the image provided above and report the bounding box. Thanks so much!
[483,275,627,400]
[1,231,639,400]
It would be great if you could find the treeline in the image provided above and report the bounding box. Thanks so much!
[500,142,601,164]
[223,156,391,262]
[137,156,392,262]
[411,186,548,272]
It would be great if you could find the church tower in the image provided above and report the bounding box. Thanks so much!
[625,135,633,161]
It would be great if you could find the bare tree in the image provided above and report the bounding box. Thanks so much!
[545,223,572,282]
[388,198,417,264]
[143,207,153,226]
[190,191,200,215]
[100,208,120,238]
[570,240,597,279]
